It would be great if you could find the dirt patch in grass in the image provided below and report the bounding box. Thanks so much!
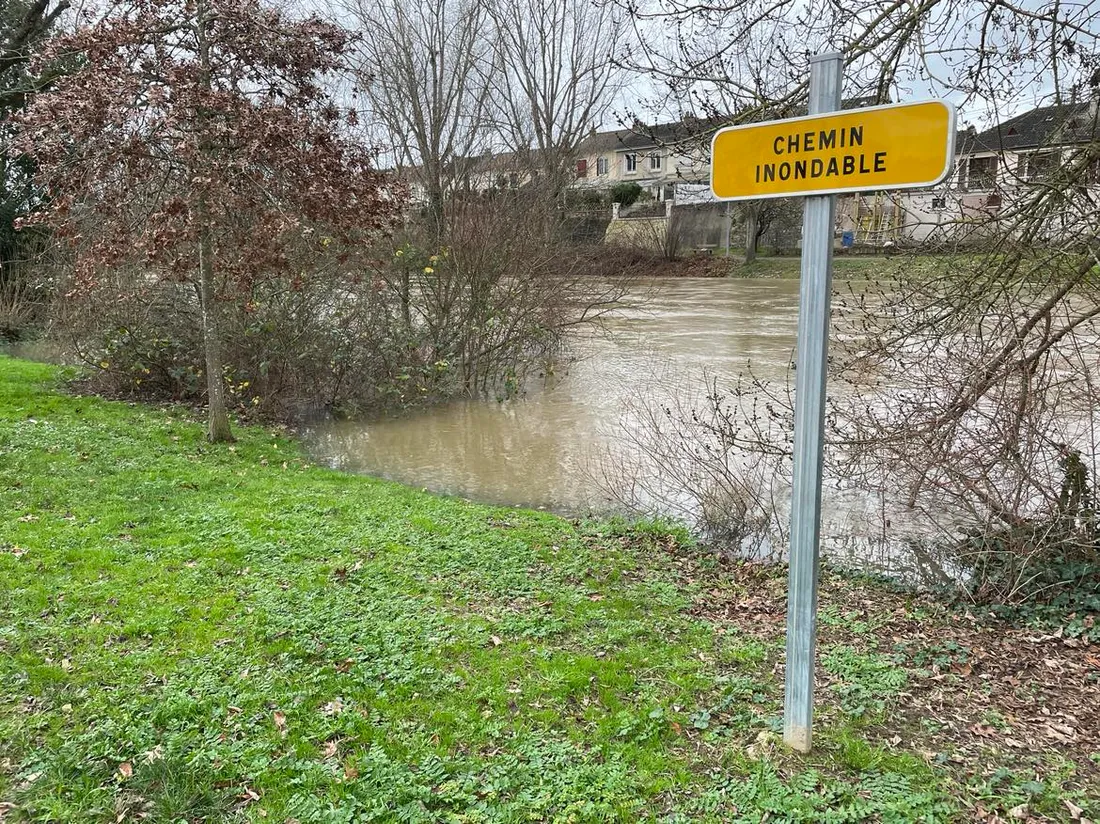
[653,542,1100,821]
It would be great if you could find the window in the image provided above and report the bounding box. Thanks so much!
[596,156,609,176]
[1021,150,1060,182]
[625,153,637,173]
[576,158,588,179]
[649,153,662,171]
[966,155,998,191]
[931,196,947,210]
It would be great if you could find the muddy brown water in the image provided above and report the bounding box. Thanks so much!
[308,278,800,509]
[305,277,959,582]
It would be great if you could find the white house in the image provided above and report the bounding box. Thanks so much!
[841,100,1100,246]
[571,120,713,202]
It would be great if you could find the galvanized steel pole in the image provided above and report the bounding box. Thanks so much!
[783,51,843,754]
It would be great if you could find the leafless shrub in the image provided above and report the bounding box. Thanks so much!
[0,277,38,341]
[47,189,630,420]
[607,209,685,261]
[660,210,685,261]
[603,242,1100,597]
[0,248,54,342]
[592,366,792,556]
[829,245,1100,602]
[391,191,631,397]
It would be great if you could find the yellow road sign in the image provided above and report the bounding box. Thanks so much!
[710,100,955,200]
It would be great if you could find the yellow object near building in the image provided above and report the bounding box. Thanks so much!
[710,101,955,201]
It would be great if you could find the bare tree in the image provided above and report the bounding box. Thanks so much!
[346,0,493,233]
[603,0,1100,601]
[738,199,792,262]
[487,0,626,192]
[617,0,1100,124]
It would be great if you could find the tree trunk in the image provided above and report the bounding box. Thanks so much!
[427,176,446,240]
[400,267,412,335]
[743,205,758,264]
[198,212,233,443]
[194,0,232,443]
[721,202,733,257]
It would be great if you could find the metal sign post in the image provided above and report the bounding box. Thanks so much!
[782,51,842,754]
[707,52,954,754]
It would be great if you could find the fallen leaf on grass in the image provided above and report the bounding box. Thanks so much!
[1064,799,1084,820]
[746,730,777,760]
[1008,803,1028,819]
[1045,722,1076,739]
[273,711,287,736]
[322,740,339,759]
[117,762,133,779]
[490,635,502,647]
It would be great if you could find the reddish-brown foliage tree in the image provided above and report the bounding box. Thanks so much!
[15,0,399,441]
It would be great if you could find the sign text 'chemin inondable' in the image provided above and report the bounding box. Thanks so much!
[710,100,956,201]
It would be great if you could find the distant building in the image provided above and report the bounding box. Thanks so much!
[399,100,1100,250]
[571,119,716,202]
[570,100,881,210]
[843,100,1100,246]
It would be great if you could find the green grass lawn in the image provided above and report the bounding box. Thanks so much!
[1,355,1096,822]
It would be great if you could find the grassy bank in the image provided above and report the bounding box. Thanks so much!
[1,355,1097,822]
[725,254,945,279]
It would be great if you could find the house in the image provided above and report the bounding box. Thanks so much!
[844,100,1100,246]
[394,149,535,208]
[571,101,884,214]
[571,120,713,202]
[398,98,1100,250]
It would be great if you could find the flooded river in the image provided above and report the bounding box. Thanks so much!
[308,278,799,508]
[306,277,955,580]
